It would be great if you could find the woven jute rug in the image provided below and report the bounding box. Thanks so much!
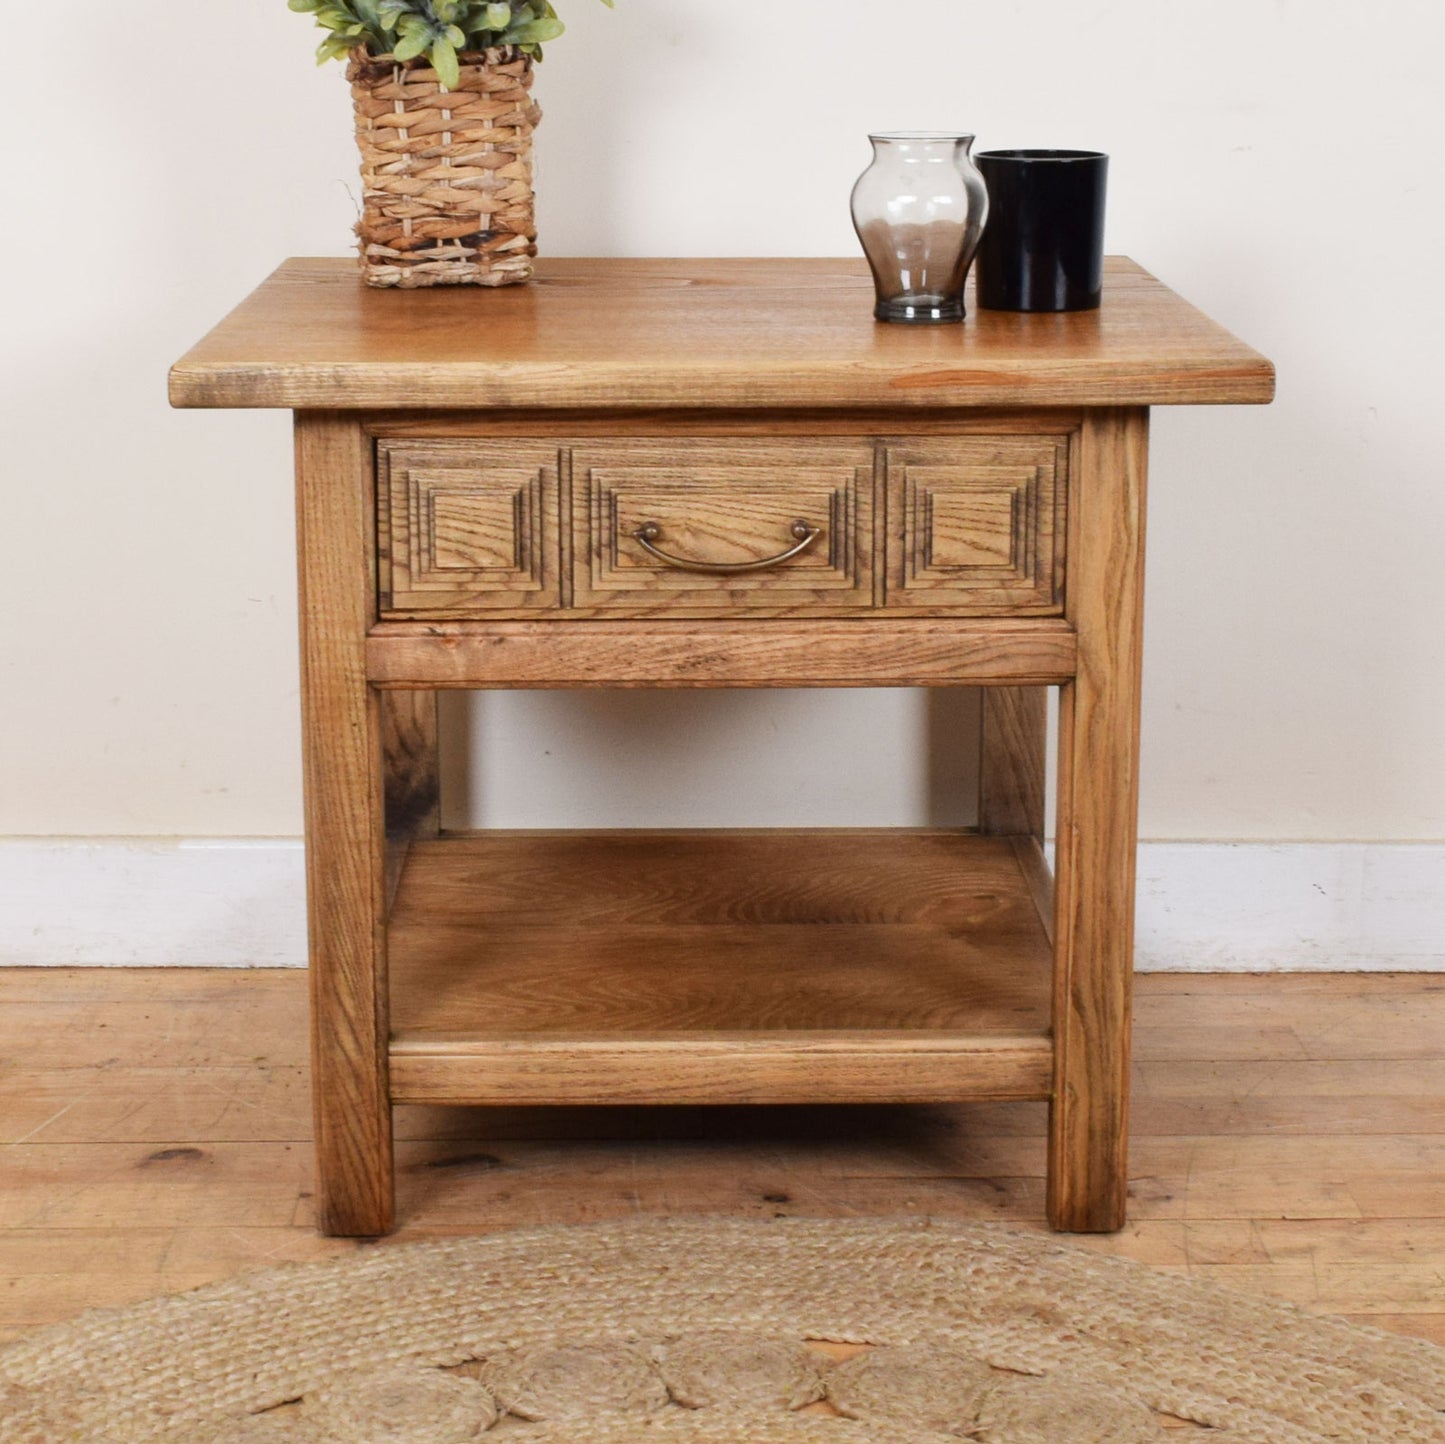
[2,1217,1443,1442]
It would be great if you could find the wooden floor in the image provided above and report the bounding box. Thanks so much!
[2,968,1444,1351]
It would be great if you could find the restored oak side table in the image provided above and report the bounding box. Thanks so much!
[172,258,1273,1237]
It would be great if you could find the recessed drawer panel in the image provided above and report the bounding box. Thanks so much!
[378,441,562,617]
[573,439,876,615]
[378,432,1069,619]
[885,436,1068,614]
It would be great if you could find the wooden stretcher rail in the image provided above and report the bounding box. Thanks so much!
[389,1032,1055,1106]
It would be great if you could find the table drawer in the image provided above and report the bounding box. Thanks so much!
[377,432,1068,619]
[378,441,563,617]
[885,435,1068,614]
[573,439,875,615]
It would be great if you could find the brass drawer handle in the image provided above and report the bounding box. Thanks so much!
[631,519,821,574]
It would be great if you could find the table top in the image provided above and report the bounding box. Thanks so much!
[169,256,1274,412]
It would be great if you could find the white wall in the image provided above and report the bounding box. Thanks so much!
[4,0,1444,846]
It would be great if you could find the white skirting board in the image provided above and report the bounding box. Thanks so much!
[0,838,1441,971]
[0,840,308,969]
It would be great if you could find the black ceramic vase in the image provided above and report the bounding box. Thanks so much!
[975,150,1108,312]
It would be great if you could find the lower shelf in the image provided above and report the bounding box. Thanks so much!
[387,830,1054,1107]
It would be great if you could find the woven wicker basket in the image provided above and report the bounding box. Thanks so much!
[348,47,541,288]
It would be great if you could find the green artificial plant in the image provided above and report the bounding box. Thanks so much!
[289,0,614,88]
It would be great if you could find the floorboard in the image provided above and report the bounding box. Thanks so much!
[0,969,1442,1349]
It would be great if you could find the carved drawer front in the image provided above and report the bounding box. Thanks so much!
[573,439,876,615]
[378,441,561,618]
[886,435,1068,614]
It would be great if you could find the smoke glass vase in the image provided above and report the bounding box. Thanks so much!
[850,132,989,324]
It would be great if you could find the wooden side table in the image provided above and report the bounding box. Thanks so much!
[172,258,1273,1236]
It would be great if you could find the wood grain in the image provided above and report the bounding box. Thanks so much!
[572,438,875,616]
[389,830,1041,930]
[169,258,1275,412]
[386,831,1051,1041]
[378,440,563,616]
[391,920,1048,1035]
[3,969,1442,1350]
[885,437,1067,614]
[365,407,1085,441]
[295,412,394,1237]
[390,1036,1053,1107]
[1011,836,1056,948]
[979,688,1048,838]
[378,431,1083,621]
[173,257,1276,1239]
[380,690,440,911]
[386,831,1051,1105]
[979,682,1055,939]
[1048,408,1150,1232]
[365,619,1078,688]
[380,691,440,841]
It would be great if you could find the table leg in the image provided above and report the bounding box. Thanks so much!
[979,688,1047,840]
[1048,407,1149,1233]
[295,412,395,1237]
[381,691,441,910]
[979,685,1055,949]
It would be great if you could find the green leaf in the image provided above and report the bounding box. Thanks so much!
[312,5,372,36]
[293,0,614,66]
[503,15,563,42]
[316,33,354,62]
[430,33,460,87]
[392,27,432,58]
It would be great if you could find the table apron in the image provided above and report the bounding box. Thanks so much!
[364,620,1078,689]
